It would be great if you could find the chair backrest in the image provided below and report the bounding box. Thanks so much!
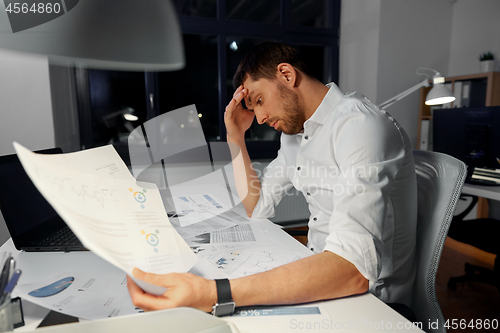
[411,150,467,333]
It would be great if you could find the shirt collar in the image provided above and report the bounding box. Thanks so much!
[305,82,344,126]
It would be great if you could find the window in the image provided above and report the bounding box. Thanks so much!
[65,0,340,162]
[169,0,340,158]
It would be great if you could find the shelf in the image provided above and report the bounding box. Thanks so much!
[417,71,500,219]
[444,71,498,83]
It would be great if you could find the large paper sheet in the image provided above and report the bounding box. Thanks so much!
[14,143,198,294]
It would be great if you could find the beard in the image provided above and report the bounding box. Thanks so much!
[272,81,306,135]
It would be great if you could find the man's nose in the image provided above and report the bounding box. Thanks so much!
[255,109,268,125]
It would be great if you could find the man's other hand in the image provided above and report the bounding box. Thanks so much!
[127,268,216,313]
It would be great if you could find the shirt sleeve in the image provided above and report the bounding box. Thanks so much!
[323,100,407,292]
[251,138,295,219]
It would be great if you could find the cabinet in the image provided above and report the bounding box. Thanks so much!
[417,71,500,218]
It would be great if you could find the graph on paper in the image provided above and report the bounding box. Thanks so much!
[33,165,121,208]
[200,246,303,278]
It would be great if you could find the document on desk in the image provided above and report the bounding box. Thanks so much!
[14,270,139,320]
[173,193,230,226]
[171,215,236,239]
[13,143,198,283]
[183,222,269,247]
[198,244,306,279]
[170,184,241,228]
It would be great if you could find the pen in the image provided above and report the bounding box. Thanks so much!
[0,269,21,305]
[0,255,12,296]
[3,269,22,295]
[8,257,15,282]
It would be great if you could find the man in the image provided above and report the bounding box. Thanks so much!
[127,42,417,314]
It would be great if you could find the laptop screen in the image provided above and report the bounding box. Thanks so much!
[0,148,62,238]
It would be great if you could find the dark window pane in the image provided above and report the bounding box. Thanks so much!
[290,44,327,82]
[292,0,330,28]
[173,0,217,18]
[158,34,219,142]
[226,0,279,24]
[88,70,147,146]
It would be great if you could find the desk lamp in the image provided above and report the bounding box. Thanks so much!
[0,0,184,71]
[379,67,456,109]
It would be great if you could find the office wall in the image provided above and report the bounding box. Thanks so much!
[0,49,55,155]
[339,0,454,149]
[338,0,381,102]
[378,0,454,149]
[448,0,500,76]
[0,48,54,243]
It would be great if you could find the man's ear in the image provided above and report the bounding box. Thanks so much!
[276,63,296,87]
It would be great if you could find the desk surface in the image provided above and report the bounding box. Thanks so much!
[462,183,500,201]
[1,218,423,333]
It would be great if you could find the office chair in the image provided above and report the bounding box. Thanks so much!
[410,150,467,333]
[447,194,500,292]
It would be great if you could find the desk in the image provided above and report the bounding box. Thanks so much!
[461,183,500,218]
[462,183,500,201]
[1,218,423,332]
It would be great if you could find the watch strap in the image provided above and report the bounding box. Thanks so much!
[215,278,232,303]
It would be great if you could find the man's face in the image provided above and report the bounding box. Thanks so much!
[242,77,306,135]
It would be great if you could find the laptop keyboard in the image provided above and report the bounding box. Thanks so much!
[31,226,83,247]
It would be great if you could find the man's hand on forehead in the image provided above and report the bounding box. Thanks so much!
[233,85,250,110]
[225,85,255,141]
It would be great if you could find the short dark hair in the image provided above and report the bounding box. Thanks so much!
[232,42,315,89]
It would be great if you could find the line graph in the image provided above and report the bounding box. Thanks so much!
[33,165,121,208]
[201,247,303,278]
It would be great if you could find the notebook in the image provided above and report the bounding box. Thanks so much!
[0,148,86,252]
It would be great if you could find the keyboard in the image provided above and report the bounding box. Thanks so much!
[30,225,83,247]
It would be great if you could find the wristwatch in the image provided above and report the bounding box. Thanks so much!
[212,278,235,317]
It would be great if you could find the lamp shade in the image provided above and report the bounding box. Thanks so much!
[425,76,456,105]
[0,0,185,71]
[379,68,456,110]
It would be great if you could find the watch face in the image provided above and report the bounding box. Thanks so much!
[213,302,236,317]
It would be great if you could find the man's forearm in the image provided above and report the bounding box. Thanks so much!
[227,135,261,217]
[229,251,369,307]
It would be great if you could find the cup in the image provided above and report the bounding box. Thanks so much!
[0,296,13,332]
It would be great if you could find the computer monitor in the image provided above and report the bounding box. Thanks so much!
[433,106,500,171]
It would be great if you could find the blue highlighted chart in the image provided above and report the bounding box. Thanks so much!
[141,229,160,252]
[129,188,147,209]
[28,276,75,297]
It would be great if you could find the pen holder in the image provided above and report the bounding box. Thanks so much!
[0,295,13,332]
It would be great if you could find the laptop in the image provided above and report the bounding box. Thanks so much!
[0,148,87,252]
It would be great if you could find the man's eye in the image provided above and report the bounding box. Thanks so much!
[257,97,262,105]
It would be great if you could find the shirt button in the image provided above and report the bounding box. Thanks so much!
[297,167,301,171]
[313,217,317,221]
[310,248,314,252]
[306,192,311,196]
[304,135,309,140]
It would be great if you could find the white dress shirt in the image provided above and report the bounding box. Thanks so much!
[252,83,417,306]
